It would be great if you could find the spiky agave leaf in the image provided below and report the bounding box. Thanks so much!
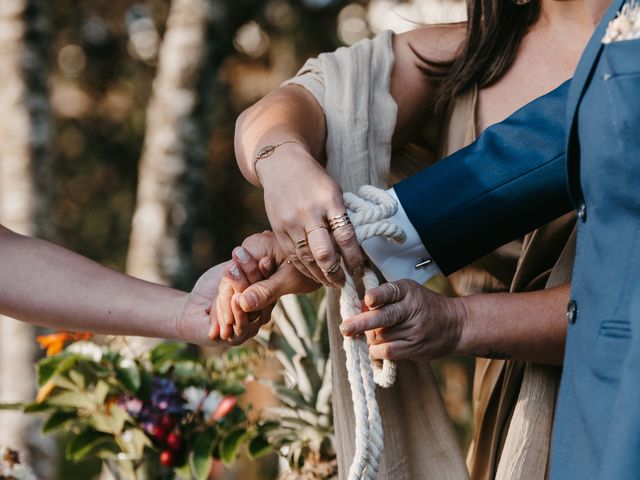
[258,292,337,477]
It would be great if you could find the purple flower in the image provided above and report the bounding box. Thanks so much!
[150,378,183,414]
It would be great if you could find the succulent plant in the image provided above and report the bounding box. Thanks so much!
[255,291,337,479]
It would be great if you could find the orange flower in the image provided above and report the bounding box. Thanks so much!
[36,331,93,357]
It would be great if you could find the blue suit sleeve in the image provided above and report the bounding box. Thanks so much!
[394,80,572,275]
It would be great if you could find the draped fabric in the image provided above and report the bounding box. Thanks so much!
[284,30,575,480]
[284,31,468,480]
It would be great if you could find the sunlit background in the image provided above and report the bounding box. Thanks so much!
[0,0,469,478]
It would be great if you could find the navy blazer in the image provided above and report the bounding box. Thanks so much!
[551,1,640,478]
[391,3,640,475]
[394,81,572,274]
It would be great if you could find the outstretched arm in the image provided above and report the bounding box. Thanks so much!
[341,280,569,365]
[0,225,220,346]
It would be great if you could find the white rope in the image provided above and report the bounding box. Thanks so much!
[338,185,405,479]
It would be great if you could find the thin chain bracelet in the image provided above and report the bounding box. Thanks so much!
[252,140,306,185]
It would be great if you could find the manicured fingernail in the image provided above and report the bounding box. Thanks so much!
[243,292,257,309]
[228,263,240,278]
[235,247,250,263]
[352,265,364,278]
[340,322,353,336]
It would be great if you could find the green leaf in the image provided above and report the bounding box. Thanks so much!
[120,428,151,459]
[65,430,112,462]
[150,342,198,372]
[90,405,129,435]
[115,363,141,393]
[37,354,78,387]
[219,428,249,466]
[48,391,94,410]
[43,411,77,433]
[189,429,218,480]
[68,370,85,390]
[0,403,23,410]
[23,402,50,413]
[247,434,272,459]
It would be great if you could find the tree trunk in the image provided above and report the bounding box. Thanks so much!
[125,0,260,351]
[0,0,56,475]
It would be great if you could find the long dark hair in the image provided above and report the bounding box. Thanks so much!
[421,0,540,110]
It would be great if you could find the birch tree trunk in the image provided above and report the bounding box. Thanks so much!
[125,0,260,351]
[0,0,55,474]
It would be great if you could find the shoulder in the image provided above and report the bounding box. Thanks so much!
[393,23,467,67]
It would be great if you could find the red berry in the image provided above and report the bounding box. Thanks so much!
[160,414,175,430]
[166,432,182,450]
[153,426,167,443]
[212,396,237,421]
[159,450,173,467]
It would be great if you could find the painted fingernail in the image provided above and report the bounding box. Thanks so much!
[243,292,257,309]
[340,322,353,336]
[235,247,250,263]
[352,265,364,278]
[228,263,241,278]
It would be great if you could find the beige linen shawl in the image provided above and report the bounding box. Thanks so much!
[284,31,469,480]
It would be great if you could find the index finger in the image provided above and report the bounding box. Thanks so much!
[339,302,406,336]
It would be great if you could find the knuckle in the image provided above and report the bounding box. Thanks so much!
[382,308,395,328]
[333,227,356,245]
[300,255,316,264]
[382,343,394,359]
[312,246,333,262]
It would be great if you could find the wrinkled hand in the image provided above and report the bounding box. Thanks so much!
[257,143,365,287]
[340,279,467,360]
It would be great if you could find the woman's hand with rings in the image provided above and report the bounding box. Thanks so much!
[256,142,366,287]
[339,280,468,360]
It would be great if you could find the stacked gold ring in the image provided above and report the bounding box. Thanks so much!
[322,260,341,275]
[305,225,328,235]
[295,238,308,249]
[328,212,351,231]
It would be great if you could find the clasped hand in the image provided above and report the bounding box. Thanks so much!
[341,280,467,361]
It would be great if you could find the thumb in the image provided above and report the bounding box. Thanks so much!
[238,271,289,312]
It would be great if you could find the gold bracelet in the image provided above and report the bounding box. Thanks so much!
[252,140,304,184]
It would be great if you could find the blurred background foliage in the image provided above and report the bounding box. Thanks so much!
[1,0,473,477]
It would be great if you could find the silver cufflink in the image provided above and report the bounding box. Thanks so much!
[415,258,432,269]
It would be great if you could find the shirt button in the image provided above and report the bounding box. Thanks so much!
[567,300,578,325]
[577,202,587,223]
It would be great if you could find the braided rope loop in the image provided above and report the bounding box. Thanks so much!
[338,186,406,479]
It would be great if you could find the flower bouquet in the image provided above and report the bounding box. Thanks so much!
[24,335,274,480]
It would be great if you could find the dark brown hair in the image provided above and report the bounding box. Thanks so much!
[420,0,540,110]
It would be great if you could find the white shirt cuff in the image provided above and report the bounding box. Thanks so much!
[361,188,442,283]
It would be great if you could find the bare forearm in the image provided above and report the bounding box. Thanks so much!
[457,284,569,365]
[0,227,187,339]
[234,85,327,185]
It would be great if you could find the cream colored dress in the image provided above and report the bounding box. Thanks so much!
[285,31,575,480]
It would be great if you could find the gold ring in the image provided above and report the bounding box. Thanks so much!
[328,212,349,221]
[305,225,328,235]
[387,282,401,302]
[322,260,341,275]
[287,259,293,265]
[330,219,352,231]
[295,238,308,248]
